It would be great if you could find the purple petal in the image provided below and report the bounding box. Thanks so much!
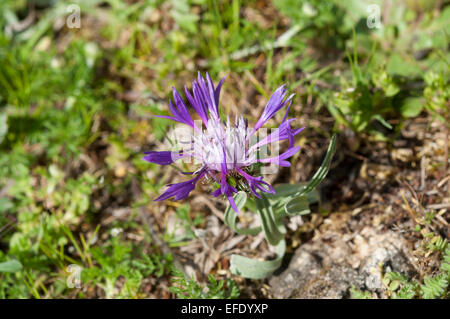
[206,72,225,117]
[194,72,226,120]
[210,171,239,212]
[185,85,208,126]
[236,168,275,198]
[183,73,226,126]
[227,194,239,214]
[220,173,237,196]
[214,76,226,107]
[251,86,294,135]
[257,146,301,167]
[213,170,238,213]
[154,180,196,201]
[221,145,228,174]
[153,88,197,129]
[211,188,222,197]
[154,170,206,201]
[142,151,189,165]
[250,120,304,150]
[172,87,197,129]
[153,114,177,121]
[206,73,218,114]
[282,100,292,123]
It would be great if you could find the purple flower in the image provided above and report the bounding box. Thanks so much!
[144,72,304,213]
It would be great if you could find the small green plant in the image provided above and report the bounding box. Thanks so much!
[382,272,418,299]
[324,28,439,143]
[423,69,449,125]
[420,244,450,299]
[273,0,351,50]
[82,234,172,298]
[349,286,372,299]
[352,238,449,299]
[0,252,28,298]
[163,204,205,247]
[169,268,240,299]
[420,273,448,299]
[327,44,422,141]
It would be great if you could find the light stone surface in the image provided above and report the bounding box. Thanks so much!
[269,227,416,298]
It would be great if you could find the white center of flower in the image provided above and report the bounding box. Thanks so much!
[192,116,257,171]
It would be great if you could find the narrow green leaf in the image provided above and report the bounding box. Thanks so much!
[372,114,393,129]
[284,195,310,216]
[270,183,306,198]
[255,194,285,246]
[266,184,319,216]
[327,103,351,128]
[265,183,306,210]
[0,113,7,144]
[296,134,337,197]
[224,191,261,236]
[230,240,286,279]
[0,260,23,273]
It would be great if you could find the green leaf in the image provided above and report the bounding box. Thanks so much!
[350,286,372,299]
[265,183,306,212]
[255,194,285,246]
[387,54,422,78]
[170,0,199,33]
[296,134,337,197]
[0,197,14,212]
[420,274,448,299]
[0,113,7,144]
[372,114,393,129]
[284,195,311,216]
[266,184,319,214]
[230,240,286,279]
[395,283,417,299]
[400,97,424,118]
[0,259,23,273]
[327,103,351,128]
[273,135,336,217]
[384,272,409,283]
[224,192,261,236]
[441,246,450,274]
[271,183,305,197]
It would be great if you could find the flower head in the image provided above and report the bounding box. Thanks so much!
[144,72,304,212]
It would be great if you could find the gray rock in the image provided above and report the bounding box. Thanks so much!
[269,227,416,298]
